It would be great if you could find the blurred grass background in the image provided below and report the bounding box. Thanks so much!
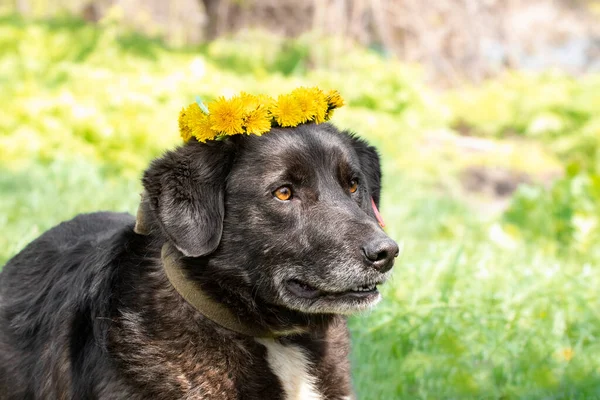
[2,0,600,398]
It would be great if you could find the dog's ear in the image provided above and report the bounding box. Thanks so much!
[140,140,235,257]
[347,133,382,207]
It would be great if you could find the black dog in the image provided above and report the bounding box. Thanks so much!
[0,123,398,399]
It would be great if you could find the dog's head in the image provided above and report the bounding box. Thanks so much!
[142,123,398,315]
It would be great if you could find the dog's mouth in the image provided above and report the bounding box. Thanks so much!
[286,279,380,300]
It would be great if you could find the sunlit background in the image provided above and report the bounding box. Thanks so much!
[1,0,600,398]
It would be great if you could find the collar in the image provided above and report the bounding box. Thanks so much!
[161,242,278,338]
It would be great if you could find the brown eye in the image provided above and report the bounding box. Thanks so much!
[349,179,359,193]
[273,186,292,201]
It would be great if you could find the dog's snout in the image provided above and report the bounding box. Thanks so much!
[362,238,399,273]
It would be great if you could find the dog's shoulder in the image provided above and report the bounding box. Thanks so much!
[0,212,137,399]
[41,211,134,245]
[3,211,134,261]
[0,211,136,308]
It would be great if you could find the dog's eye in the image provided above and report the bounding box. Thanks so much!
[273,186,292,201]
[349,179,359,193]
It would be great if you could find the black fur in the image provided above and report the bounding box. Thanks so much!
[0,123,397,399]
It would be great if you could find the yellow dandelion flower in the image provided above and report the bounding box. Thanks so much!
[326,89,344,109]
[291,87,318,122]
[561,348,574,362]
[178,87,343,142]
[178,108,193,142]
[209,96,245,135]
[257,94,275,112]
[182,103,215,142]
[240,92,275,114]
[271,94,303,127]
[239,92,261,113]
[191,113,215,142]
[243,106,272,135]
[310,87,328,124]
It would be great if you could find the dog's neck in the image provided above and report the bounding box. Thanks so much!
[161,242,308,338]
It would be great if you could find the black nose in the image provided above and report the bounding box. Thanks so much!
[362,238,399,273]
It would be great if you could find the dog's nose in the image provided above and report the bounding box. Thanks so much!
[362,238,399,273]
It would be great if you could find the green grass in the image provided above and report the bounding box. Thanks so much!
[2,15,600,399]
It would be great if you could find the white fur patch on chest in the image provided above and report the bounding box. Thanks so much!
[256,338,322,400]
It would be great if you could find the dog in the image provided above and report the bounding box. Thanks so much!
[0,122,398,399]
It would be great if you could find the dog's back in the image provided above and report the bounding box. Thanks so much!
[0,212,134,399]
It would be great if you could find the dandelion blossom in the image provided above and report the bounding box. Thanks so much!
[182,103,215,142]
[291,87,318,122]
[209,96,245,135]
[178,87,344,141]
[178,108,193,142]
[243,106,271,135]
[271,94,303,127]
[561,348,574,362]
[191,113,215,142]
[311,87,328,123]
[239,92,261,113]
[326,89,344,108]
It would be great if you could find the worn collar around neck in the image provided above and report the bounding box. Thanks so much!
[161,242,280,338]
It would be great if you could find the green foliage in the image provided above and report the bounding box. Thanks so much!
[447,72,600,251]
[447,72,600,167]
[351,241,600,398]
[0,14,428,177]
[504,170,600,253]
[0,159,139,260]
[2,15,600,399]
[207,30,311,75]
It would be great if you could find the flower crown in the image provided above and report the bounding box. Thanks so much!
[178,87,344,143]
